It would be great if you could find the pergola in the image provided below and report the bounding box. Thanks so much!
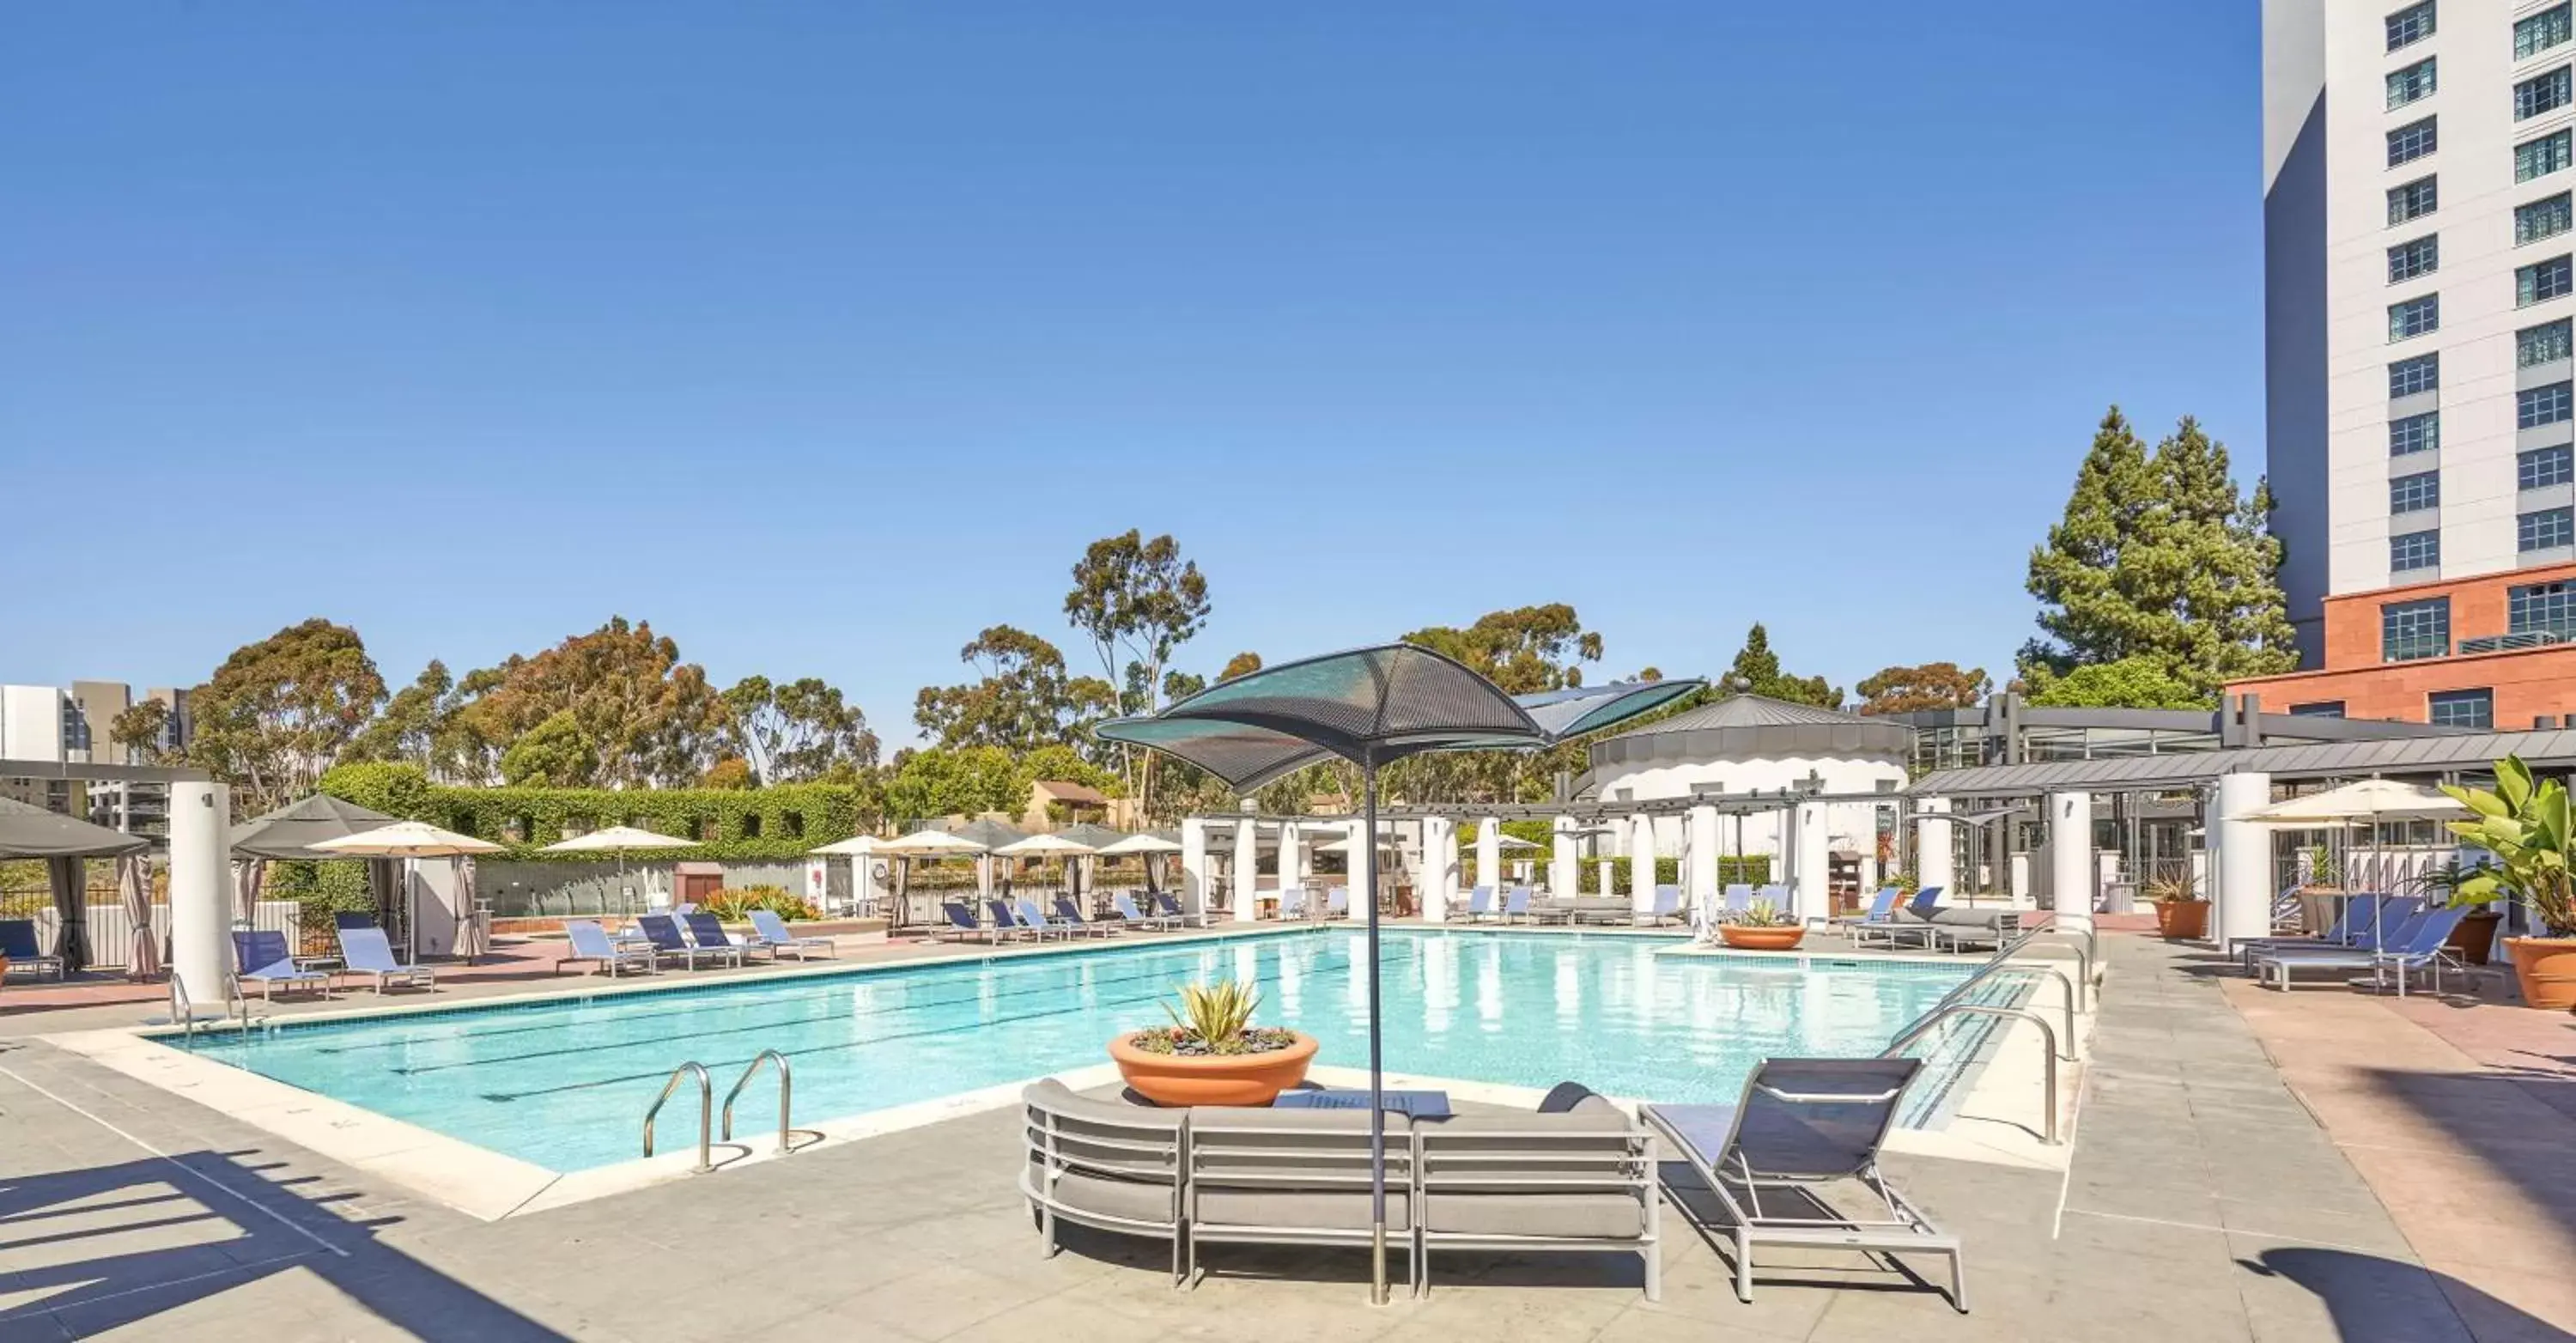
[0,797,149,974]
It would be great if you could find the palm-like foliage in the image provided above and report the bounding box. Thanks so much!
[2442,756,2576,935]
[1162,979,1261,1048]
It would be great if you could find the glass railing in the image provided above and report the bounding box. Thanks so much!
[2460,629,2573,653]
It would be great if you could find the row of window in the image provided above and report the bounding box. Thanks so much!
[2286,690,2494,729]
[2382,263,2576,404]
[2381,180,2573,243]
[2385,3,2573,82]
[2384,442,2573,488]
[2391,59,2574,117]
[2391,121,2573,183]
[2382,580,2576,660]
[2391,507,2576,573]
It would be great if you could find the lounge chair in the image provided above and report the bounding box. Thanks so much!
[1415,1083,1662,1297]
[1153,891,1213,928]
[1015,897,1073,940]
[747,908,835,959]
[1834,887,1905,933]
[1463,886,1496,922]
[1185,1103,1421,1291]
[336,925,435,994]
[1643,885,1683,926]
[1020,1079,1192,1284]
[1852,886,1947,951]
[1501,886,1533,924]
[2234,895,2411,969]
[1326,886,1351,918]
[0,920,64,981]
[682,911,769,963]
[982,898,1036,941]
[232,930,331,1000]
[2255,904,2469,996]
[1643,1058,1963,1311]
[635,914,741,969]
[331,911,379,931]
[1052,896,1118,938]
[561,919,655,975]
[1115,893,1178,931]
[1278,888,1309,921]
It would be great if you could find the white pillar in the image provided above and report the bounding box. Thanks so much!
[1550,816,1577,898]
[1279,823,1304,900]
[1686,805,1721,913]
[1345,818,1369,920]
[2048,791,2096,933]
[2215,772,2274,949]
[168,781,231,1012]
[1627,814,1657,919]
[1916,796,1956,896]
[1476,818,1503,898]
[1232,819,1260,923]
[1790,800,1830,923]
[1421,816,1455,923]
[1181,818,1209,917]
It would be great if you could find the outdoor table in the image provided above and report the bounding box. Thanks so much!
[1273,1088,1452,1119]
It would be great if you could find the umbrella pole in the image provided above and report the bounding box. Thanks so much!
[1363,757,1388,1305]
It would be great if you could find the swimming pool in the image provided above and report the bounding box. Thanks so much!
[179,929,1996,1172]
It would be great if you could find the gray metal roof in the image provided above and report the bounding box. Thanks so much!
[1910,726,2576,799]
[1589,694,1910,769]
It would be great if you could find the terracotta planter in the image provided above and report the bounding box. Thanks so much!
[1718,926,1807,951]
[2506,937,2576,1010]
[2447,910,2501,967]
[1109,1030,1318,1107]
[2152,900,2209,941]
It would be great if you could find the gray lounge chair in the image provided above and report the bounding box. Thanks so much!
[1643,1058,1963,1311]
[561,919,655,975]
[2255,904,2468,996]
[1020,1078,1191,1284]
[2234,894,2409,968]
[747,908,835,959]
[336,925,435,994]
[1185,1104,1419,1291]
[1500,886,1533,923]
[1415,1084,1661,1297]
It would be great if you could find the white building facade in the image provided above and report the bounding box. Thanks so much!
[1581,695,1910,864]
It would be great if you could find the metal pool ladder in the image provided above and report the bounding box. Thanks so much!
[645,1051,809,1173]
[643,1062,714,1173]
[163,974,258,1038]
[722,1049,799,1157]
[1874,915,2099,1146]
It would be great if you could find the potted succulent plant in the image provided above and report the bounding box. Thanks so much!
[2442,757,2576,1008]
[2147,873,2208,941]
[1716,899,1807,951]
[1109,979,1318,1106]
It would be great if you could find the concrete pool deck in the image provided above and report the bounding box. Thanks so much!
[2,933,2567,1339]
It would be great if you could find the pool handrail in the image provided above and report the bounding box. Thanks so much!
[721,1048,801,1157]
[643,1060,714,1173]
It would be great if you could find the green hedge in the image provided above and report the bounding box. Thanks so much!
[319,763,872,862]
[1459,853,1773,893]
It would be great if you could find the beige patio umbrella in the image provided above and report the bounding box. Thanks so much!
[995,832,1097,899]
[2245,778,2465,946]
[542,823,694,914]
[1097,831,1182,893]
[878,829,990,925]
[309,821,505,959]
[118,853,156,981]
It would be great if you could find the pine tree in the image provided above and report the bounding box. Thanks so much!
[2020,409,2298,700]
[1722,623,1843,708]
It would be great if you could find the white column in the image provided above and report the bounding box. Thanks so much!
[1279,823,1304,900]
[1686,805,1721,913]
[168,781,231,1012]
[1627,814,1657,919]
[1550,816,1577,898]
[1421,816,1455,923]
[2048,791,2096,934]
[1345,818,1369,920]
[1232,819,1261,923]
[1790,800,1830,923]
[1916,796,1956,896]
[2215,772,2274,949]
[1476,818,1503,897]
[1181,818,1209,917]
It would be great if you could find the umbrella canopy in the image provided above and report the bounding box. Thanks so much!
[1097,832,1182,856]
[230,793,398,860]
[0,797,149,859]
[2245,778,2464,824]
[1054,822,1133,850]
[1313,831,1404,854]
[950,817,1029,850]
[993,833,1097,857]
[1096,642,1704,1304]
[539,824,694,854]
[308,820,505,858]
[810,834,892,856]
[878,829,990,855]
[1490,833,1543,851]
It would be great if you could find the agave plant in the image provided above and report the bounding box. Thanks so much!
[1162,979,1262,1049]
[1724,899,1797,929]
[2442,755,2576,936]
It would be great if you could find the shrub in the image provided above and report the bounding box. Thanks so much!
[703,885,819,922]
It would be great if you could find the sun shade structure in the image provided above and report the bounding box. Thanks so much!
[0,798,148,975]
[1096,642,1703,1304]
[2244,778,2464,824]
[229,793,399,861]
[309,822,506,961]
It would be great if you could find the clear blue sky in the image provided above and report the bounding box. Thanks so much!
[0,3,2260,743]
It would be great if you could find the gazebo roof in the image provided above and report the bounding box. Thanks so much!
[231,793,400,860]
[1587,693,1910,769]
[0,797,149,859]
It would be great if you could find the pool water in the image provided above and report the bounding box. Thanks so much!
[182,929,1984,1172]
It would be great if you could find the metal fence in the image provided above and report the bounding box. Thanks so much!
[22,899,304,970]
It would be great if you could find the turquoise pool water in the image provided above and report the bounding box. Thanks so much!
[181,929,1986,1172]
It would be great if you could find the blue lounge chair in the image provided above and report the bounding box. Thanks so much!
[1151,891,1212,928]
[1464,886,1496,921]
[561,919,655,975]
[935,901,994,945]
[331,911,379,931]
[1502,886,1533,924]
[1326,886,1351,918]
[233,930,331,1000]
[683,911,769,963]
[635,914,740,969]
[987,898,1038,941]
[1645,884,1683,926]
[2235,895,2409,969]
[2256,904,2469,997]
[1835,887,1904,933]
[1721,884,1755,915]
[1051,896,1117,938]
[1114,893,1177,931]
[0,920,64,981]
[748,908,835,959]
[1013,897,1071,940]
[337,925,435,994]
[2261,897,2425,963]
[1853,886,1946,951]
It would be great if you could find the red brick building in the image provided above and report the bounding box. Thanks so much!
[2228,562,2576,729]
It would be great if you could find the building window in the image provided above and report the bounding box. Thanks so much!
[2520,66,2573,119]
[2391,58,2439,110]
[2390,1,2438,51]
[2429,689,2494,729]
[2523,131,2573,184]
[2512,580,2576,638]
[2390,176,2439,224]
[2521,192,2575,245]
[2384,596,2451,659]
[2390,294,2440,339]
[2523,318,2574,366]
[2526,506,2576,550]
[2391,470,2441,513]
[2392,528,2443,572]
[2524,255,2575,305]
[2521,380,2574,428]
[2391,409,2441,455]
[2389,116,2439,167]
[2390,351,2440,398]
[2524,443,2574,489]
[2288,702,2347,718]
[2388,234,2439,283]
[2521,4,2573,61]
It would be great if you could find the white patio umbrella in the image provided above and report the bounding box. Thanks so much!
[1097,832,1182,893]
[542,824,695,913]
[308,821,505,959]
[996,832,1097,900]
[2245,778,2464,948]
[878,830,989,924]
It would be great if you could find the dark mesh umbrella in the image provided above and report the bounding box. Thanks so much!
[1097,643,1700,1303]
